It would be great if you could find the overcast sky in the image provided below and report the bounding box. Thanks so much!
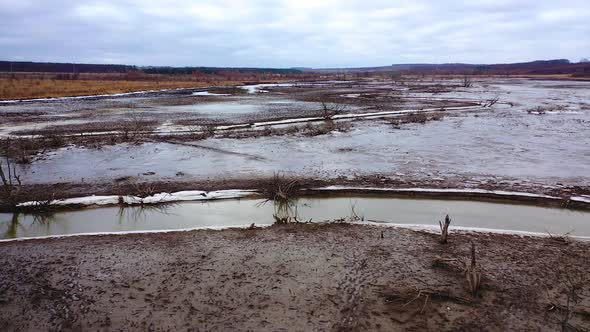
[1,0,589,68]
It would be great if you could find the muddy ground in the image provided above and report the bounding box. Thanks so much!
[0,223,588,331]
[1,77,588,206]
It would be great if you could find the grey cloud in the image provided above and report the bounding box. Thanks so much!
[0,0,589,67]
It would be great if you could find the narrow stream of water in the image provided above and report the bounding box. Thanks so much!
[1,197,588,240]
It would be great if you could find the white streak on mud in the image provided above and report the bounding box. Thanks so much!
[315,186,562,200]
[192,91,231,96]
[355,222,590,241]
[17,189,258,207]
[571,196,590,203]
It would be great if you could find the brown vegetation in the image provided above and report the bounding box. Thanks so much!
[218,121,352,139]
[388,112,445,128]
[0,78,243,101]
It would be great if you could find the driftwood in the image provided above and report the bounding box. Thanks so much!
[439,214,451,244]
[433,242,482,297]
[465,242,482,296]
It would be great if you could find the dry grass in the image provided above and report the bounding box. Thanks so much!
[219,121,352,139]
[388,112,445,128]
[0,79,243,100]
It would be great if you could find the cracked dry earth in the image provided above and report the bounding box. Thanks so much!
[0,223,589,331]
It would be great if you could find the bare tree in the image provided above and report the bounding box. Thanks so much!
[462,75,472,88]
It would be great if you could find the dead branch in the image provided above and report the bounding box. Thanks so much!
[465,242,482,297]
[483,96,500,107]
[439,214,451,244]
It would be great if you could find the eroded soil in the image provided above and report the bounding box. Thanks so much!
[0,223,588,331]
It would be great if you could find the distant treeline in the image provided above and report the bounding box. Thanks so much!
[142,66,302,75]
[2,59,588,78]
[0,61,136,73]
[0,61,302,75]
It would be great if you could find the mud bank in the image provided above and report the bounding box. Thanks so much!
[8,176,590,214]
[0,223,588,331]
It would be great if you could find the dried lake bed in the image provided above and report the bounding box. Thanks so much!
[1,77,590,223]
[1,77,590,331]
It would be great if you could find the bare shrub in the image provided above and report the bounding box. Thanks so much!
[120,109,151,141]
[260,173,298,203]
[334,201,364,223]
[221,120,352,140]
[272,200,299,224]
[462,75,472,88]
[132,182,158,198]
[0,138,35,164]
[559,277,584,331]
[388,112,435,128]
[407,112,428,124]
[439,214,451,244]
[318,100,348,120]
[482,96,499,107]
[322,120,344,134]
[259,173,301,224]
[545,271,589,332]
[203,124,216,138]
[0,158,22,210]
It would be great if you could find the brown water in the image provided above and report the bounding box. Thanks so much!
[1,197,589,240]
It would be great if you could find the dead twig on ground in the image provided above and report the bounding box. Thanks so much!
[546,230,573,245]
[483,96,499,107]
[377,284,473,321]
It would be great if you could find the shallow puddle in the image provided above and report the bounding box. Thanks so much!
[167,102,263,115]
[1,197,589,240]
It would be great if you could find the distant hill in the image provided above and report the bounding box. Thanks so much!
[1,59,588,77]
[304,59,590,76]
